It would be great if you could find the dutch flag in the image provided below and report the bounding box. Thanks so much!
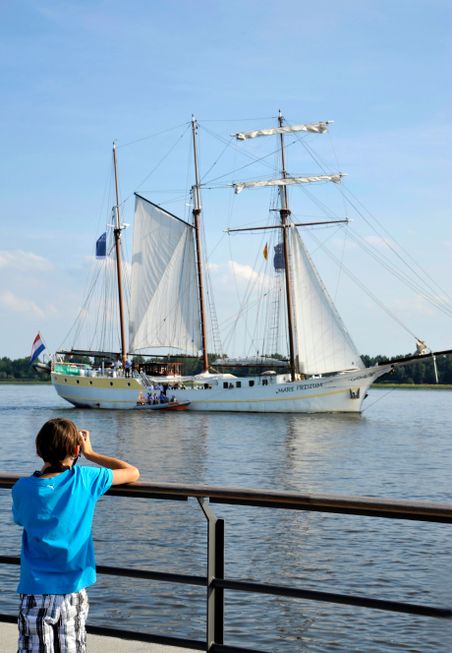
[30,333,45,363]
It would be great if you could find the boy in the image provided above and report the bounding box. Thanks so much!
[12,417,140,653]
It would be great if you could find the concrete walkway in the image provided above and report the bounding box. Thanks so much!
[1,622,196,652]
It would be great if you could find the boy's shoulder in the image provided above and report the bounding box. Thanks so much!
[77,464,114,496]
[77,464,111,479]
[12,473,42,505]
[12,473,37,490]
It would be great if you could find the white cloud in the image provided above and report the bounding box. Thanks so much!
[0,250,54,272]
[228,261,261,283]
[0,290,46,318]
[206,262,221,272]
[210,260,273,291]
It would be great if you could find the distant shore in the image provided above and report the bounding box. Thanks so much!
[0,379,51,384]
[372,383,452,390]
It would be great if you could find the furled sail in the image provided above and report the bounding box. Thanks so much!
[233,174,343,194]
[234,121,331,140]
[289,227,364,375]
[129,195,202,354]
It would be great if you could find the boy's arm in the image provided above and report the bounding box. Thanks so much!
[79,430,140,485]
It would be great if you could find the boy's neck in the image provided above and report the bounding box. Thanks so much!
[40,457,74,477]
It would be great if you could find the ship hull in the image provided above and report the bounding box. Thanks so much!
[171,366,390,413]
[51,366,391,412]
[51,372,144,409]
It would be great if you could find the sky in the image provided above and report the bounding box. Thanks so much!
[1,0,451,360]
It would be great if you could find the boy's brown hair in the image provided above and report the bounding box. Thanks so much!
[36,418,80,464]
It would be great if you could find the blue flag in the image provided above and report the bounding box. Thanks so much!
[96,232,107,258]
[273,242,285,271]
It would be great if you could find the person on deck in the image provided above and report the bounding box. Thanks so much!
[124,359,132,377]
[113,359,122,377]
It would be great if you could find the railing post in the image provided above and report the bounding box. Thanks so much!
[198,498,224,651]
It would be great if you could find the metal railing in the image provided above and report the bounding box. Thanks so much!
[1,474,451,653]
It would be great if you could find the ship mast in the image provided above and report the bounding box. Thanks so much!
[191,116,209,373]
[230,114,347,379]
[277,111,297,381]
[112,142,127,366]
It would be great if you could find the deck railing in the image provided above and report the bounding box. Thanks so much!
[1,474,451,653]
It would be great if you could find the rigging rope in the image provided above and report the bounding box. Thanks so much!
[362,386,396,412]
[283,118,452,317]
[305,229,421,341]
[120,124,191,207]
[341,226,452,319]
[117,122,190,149]
[198,124,232,183]
[342,185,452,307]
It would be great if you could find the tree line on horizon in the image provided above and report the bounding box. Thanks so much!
[1,353,452,385]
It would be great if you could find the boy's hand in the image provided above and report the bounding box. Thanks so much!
[79,429,93,456]
[76,429,140,483]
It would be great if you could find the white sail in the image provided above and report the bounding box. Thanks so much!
[234,122,331,140]
[233,174,343,194]
[289,227,364,375]
[129,195,202,354]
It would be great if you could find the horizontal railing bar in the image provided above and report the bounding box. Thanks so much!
[0,613,16,625]
[2,555,450,620]
[215,579,452,619]
[0,610,266,652]
[1,474,451,522]
[105,489,189,501]
[0,556,205,587]
[210,498,451,521]
[0,555,20,566]
[0,614,205,651]
[86,624,205,650]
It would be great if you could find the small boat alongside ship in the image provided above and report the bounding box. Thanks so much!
[135,399,191,411]
[41,114,451,411]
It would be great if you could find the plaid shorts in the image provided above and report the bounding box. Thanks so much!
[18,590,89,653]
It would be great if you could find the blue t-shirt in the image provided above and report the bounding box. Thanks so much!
[12,465,113,595]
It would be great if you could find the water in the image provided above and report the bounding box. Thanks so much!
[0,384,451,652]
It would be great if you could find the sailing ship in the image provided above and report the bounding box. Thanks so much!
[49,115,448,411]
